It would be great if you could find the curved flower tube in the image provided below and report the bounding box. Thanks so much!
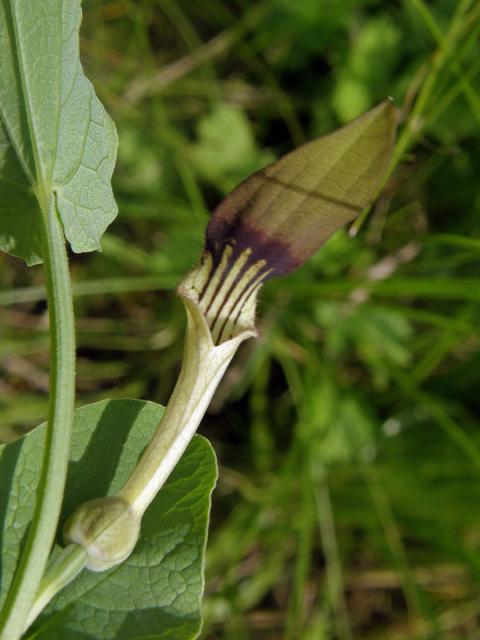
[64,100,397,571]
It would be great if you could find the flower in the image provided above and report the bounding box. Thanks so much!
[179,99,396,344]
[65,101,397,571]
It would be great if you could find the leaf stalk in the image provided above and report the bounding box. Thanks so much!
[0,198,76,640]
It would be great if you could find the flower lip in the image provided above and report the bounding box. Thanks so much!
[205,180,368,283]
[204,100,396,281]
[180,100,397,346]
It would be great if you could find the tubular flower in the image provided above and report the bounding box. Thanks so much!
[64,100,396,572]
[179,99,396,345]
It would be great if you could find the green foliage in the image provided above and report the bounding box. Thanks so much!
[190,105,273,191]
[315,302,412,386]
[0,0,117,264]
[0,399,216,639]
[333,17,401,121]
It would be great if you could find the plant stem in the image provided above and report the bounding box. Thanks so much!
[314,467,352,640]
[349,0,472,237]
[23,545,87,634]
[0,197,76,640]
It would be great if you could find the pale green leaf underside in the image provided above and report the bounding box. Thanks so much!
[0,399,217,639]
[0,0,118,264]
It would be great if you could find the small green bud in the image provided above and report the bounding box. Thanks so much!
[63,496,140,572]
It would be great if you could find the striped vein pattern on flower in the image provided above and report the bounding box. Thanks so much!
[179,100,397,345]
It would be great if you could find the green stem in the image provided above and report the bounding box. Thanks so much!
[349,0,472,237]
[23,545,87,634]
[313,467,352,640]
[0,197,76,640]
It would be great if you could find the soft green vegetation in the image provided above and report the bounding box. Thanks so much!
[1,0,480,638]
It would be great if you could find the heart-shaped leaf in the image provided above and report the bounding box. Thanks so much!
[0,0,118,264]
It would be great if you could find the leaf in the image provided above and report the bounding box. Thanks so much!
[0,399,217,639]
[191,105,273,191]
[333,18,401,121]
[0,0,118,264]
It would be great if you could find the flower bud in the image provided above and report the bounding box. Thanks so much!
[63,496,140,572]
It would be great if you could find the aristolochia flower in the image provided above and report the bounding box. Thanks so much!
[64,100,396,572]
[179,99,396,345]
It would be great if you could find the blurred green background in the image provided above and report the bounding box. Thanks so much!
[1,0,480,637]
